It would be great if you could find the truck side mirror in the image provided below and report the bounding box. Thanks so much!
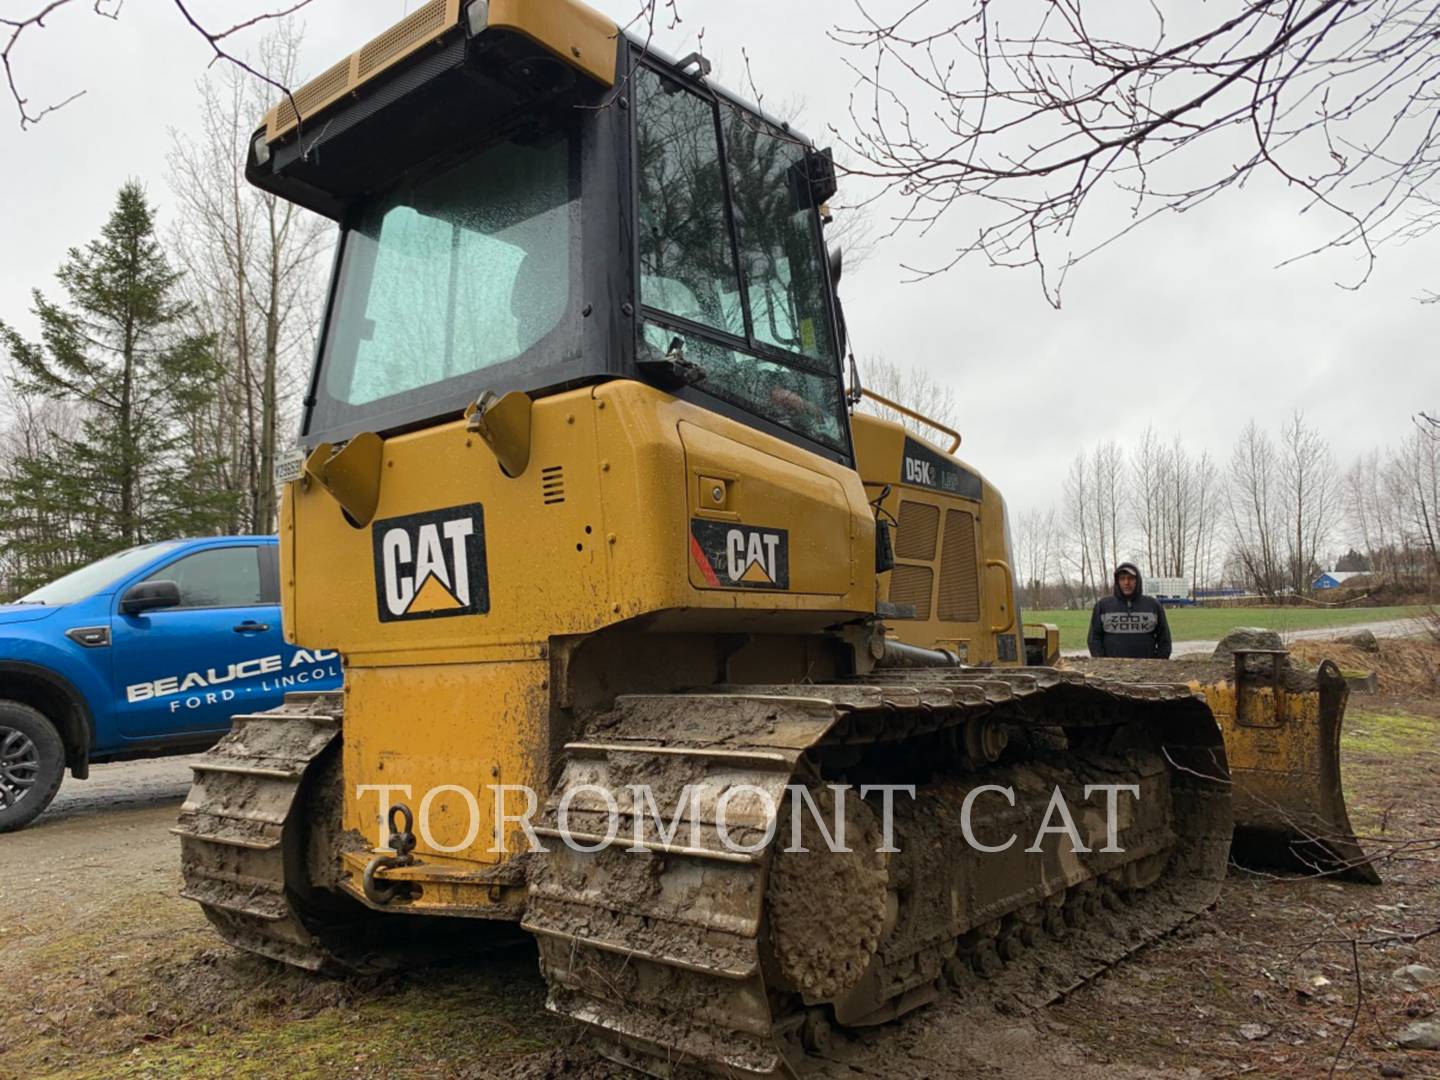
[120,580,181,615]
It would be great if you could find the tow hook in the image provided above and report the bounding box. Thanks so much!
[363,803,418,905]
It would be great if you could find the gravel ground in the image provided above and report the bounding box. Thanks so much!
[42,755,197,822]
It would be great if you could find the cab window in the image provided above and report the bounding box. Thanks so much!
[634,61,845,453]
[634,66,745,337]
[722,103,833,363]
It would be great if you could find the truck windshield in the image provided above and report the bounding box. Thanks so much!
[18,542,182,606]
[309,128,579,438]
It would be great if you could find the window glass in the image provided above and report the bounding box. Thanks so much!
[19,542,182,606]
[320,132,577,411]
[643,323,843,449]
[145,548,262,609]
[722,105,833,362]
[635,67,745,337]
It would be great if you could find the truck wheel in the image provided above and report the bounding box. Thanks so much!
[0,701,65,833]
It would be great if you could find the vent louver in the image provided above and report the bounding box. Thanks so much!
[264,0,462,140]
[938,510,981,622]
[894,500,939,561]
[358,0,449,77]
[889,565,934,621]
[541,466,565,505]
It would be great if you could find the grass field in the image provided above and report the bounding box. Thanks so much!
[1027,604,1427,650]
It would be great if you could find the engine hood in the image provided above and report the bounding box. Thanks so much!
[0,604,62,627]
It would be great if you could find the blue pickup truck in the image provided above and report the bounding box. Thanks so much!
[0,536,341,831]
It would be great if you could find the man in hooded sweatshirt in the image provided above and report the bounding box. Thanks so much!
[1087,562,1172,659]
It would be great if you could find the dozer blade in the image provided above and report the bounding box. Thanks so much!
[1206,657,1379,884]
[1072,654,1379,884]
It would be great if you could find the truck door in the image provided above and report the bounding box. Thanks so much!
[110,544,288,739]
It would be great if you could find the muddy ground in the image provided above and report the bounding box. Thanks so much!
[1,639,1437,1080]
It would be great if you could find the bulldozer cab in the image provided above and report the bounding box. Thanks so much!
[249,1,849,464]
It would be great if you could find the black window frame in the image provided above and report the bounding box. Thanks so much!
[629,49,854,467]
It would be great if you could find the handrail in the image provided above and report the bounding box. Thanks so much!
[857,386,962,454]
[986,559,1016,634]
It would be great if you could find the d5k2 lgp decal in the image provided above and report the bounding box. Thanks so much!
[373,504,490,622]
[902,437,983,500]
[690,520,790,590]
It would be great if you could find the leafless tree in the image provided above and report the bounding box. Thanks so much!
[166,23,328,533]
[1133,427,1216,583]
[1089,439,1126,589]
[1190,449,1221,589]
[1228,420,1285,596]
[830,1,1440,304]
[1015,505,1060,608]
[1133,427,1164,577]
[1062,450,1097,598]
[852,355,961,447]
[1346,451,1385,577]
[1392,424,1440,578]
[1226,413,1338,595]
[3,1,320,130]
[1279,410,1340,594]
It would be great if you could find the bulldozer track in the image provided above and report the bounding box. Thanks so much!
[173,691,354,974]
[523,667,1233,1078]
[174,671,1234,1078]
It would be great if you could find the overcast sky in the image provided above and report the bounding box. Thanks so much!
[0,0,1436,523]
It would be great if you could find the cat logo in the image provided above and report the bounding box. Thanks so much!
[689,520,790,590]
[372,504,490,622]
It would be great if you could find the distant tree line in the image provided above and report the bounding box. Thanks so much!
[0,28,324,599]
[1014,414,1440,608]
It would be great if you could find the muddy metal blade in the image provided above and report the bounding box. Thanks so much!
[1215,658,1380,884]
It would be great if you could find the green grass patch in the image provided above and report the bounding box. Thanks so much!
[1027,605,1426,650]
[1341,708,1439,758]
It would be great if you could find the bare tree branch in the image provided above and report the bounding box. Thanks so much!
[832,0,1440,305]
[2,0,318,129]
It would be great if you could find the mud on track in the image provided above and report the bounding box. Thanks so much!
[1,641,1437,1079]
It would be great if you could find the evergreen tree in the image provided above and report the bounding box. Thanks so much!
[0,182,237,594]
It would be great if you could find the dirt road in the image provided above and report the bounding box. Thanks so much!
[2,643,1437,1079]
[43,755,196,821]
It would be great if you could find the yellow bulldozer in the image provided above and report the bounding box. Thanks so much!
[175,2,1369,1074]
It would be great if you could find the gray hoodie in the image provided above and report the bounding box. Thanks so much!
[1086,562,1172,659]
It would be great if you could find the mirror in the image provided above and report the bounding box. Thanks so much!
[120,579,181,615]
[791,147,838,210]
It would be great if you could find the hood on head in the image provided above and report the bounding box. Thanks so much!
[1113,562,1143,599]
